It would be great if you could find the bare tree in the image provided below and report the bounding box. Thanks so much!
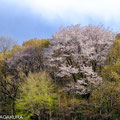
[0,36,17,53]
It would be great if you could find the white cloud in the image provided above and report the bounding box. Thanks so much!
[2,0,120,26]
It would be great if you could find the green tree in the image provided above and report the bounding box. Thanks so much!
[83,81,120,120]
[102,34,120,82]
[115,33,120,40]
[102,59,120,82]
[15,72,58,120]
[106,35,120,65]
[0,61,25,115]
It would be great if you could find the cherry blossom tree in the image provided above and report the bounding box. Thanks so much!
[44,25,115,94]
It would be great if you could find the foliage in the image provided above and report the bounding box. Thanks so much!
[15,72,58,120]
[0,60,25,115]
[102,59,120,81]
[10,45,23,54]
[102,35,120,82]
[0,38,50,116]
[80,81,120,120]
[106,39,120,65]
[115,33,120,40]
[22,38,49,48]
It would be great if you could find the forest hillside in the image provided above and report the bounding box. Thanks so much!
[0,25,120,120]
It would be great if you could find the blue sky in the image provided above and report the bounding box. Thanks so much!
[0,0,120,44]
